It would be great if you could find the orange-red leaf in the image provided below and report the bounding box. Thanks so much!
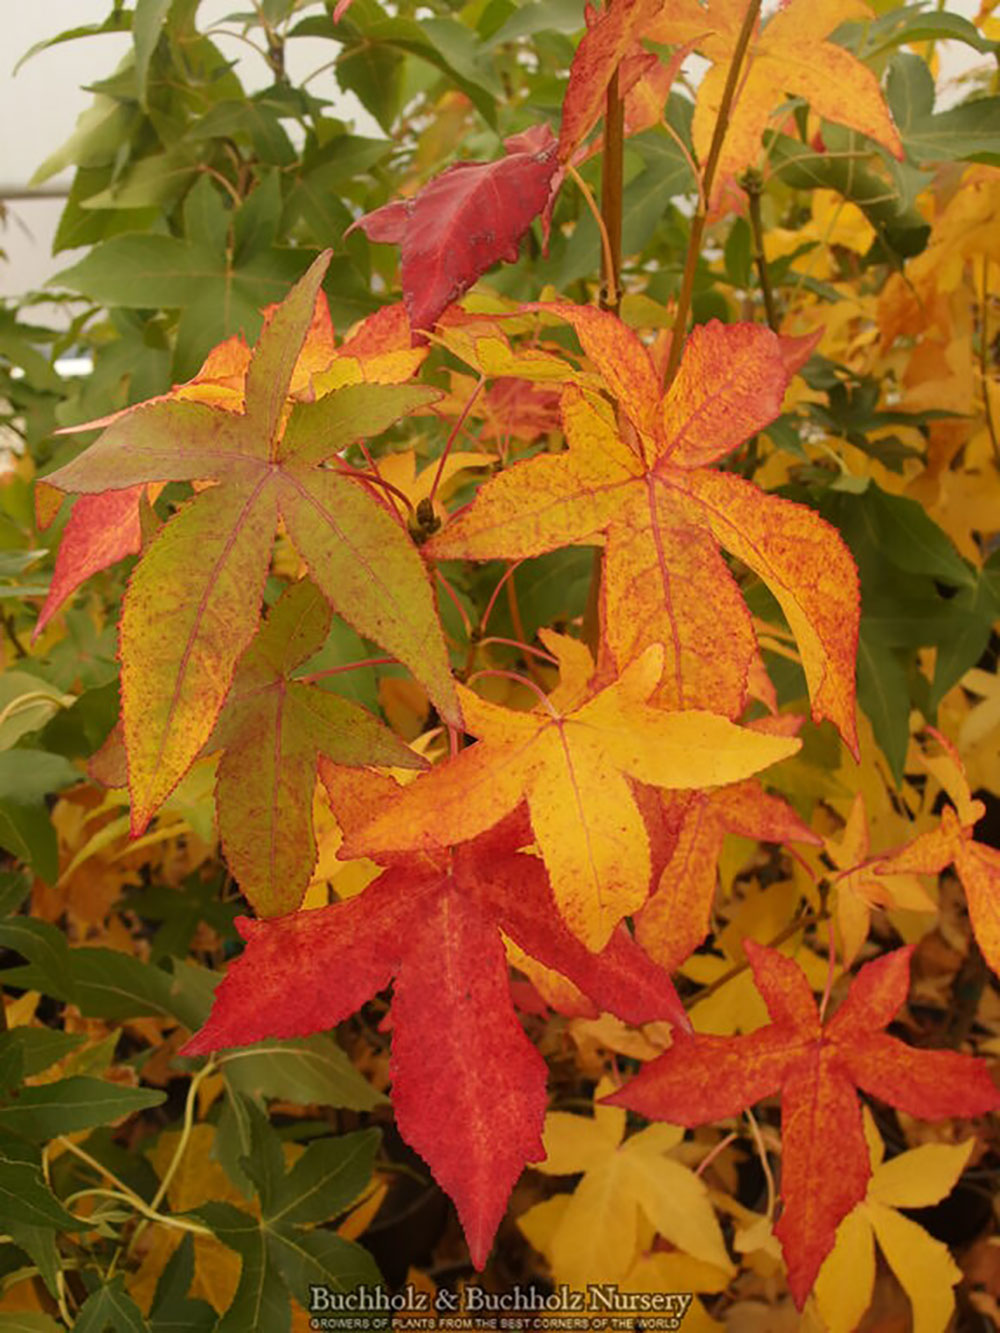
[182,805,687,1269]
[33,487,144,640]
[607,943,1000,1307]
[558,0,666,164]
[635,780,820,970]
[429,312,859,739]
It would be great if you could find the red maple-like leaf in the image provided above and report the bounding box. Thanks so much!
[558,0,668,163]
[349,127,560,337]
[182,776,687,1269]
[606,941,1000,1307]
[635,780,821,971]
[34,487,145,640]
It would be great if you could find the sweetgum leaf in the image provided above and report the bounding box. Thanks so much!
[210,579,424,916]
[608,943,1000,1307]
[351,128,559,335]
[33,487,143,640]
[182,795,687,1271]
[427,311,860,750]
[558,0,665,163]
[647,0,903,207]
[345,645,801,951]
[42,252,457,833]
[635,780,820,971]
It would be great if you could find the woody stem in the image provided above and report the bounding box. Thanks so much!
[664,0,762,385]
[600,66,624,314]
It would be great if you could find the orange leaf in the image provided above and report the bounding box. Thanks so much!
[344,645,800,950]
[428,311,859,741]
[647,0,903,207]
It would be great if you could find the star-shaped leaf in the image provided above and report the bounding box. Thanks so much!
[520,1079,733,1286]
[182,784,688,1271]
[813,1108,975,1333]
[873,735,1000,980]
[191,1103,381,1333]
[208,578,425,917]
[646,0,903,207]
[41,251,456,834]
[607,941,1000,1307]
[635,779,821,971]
[428,309,859,746]
[343,637,801,950]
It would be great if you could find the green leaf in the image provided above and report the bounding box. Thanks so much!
[212,578,423,916]
[858,482,975,587]
[0,673,73,751]
[266,1224,381,1305]
[888,53,1000,165]
[80,150,201,211]
[192,1118,381,1330]
[0,1077,164,1139]
[51,166,160,253]
[237,1097,286,1214]
[485,0,583,45]
[45,255,457,836]
[30,95,139,184]
[931,567,1000,706]
[850,5,1000,60]
[269,1129,380,1227]
[66,949,181,1020]
[150,1233,217,1332]
[14,13,132,78]
[769,131,930,259]
[322,2,501,128]
[191,1202,290,1333]
[0,1151,81,1231]
[550,132,694,287]
[50,234,321,380]
[37,679,120,763]
[0,750,79,803]
[0,1029,86,1082]
[0,871,30,918]
[133,0,172,108]
[0,1315,64,1332]
[0,919,74,1001]
[191,96,297,166]
[335,41,405,135]
[73,1275,150,1333]
[857,636,911,784]
[219,1034,386,1110]
[5,1222,61,1299]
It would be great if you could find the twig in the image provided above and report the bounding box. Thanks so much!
[745,1106,776,1220]
[125,1058,217,1259]
[428,377,485,509]
[741,168,779,331]
[981,260,1000,467]
[600,68,624,313]
[664,0,763,386]
[568,165,617,308]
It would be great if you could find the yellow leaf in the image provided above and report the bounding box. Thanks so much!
[869,1139,975,1210]
[811,1205,876,1333]
[867,1201,963,1333]
[527,1081,731,1284]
